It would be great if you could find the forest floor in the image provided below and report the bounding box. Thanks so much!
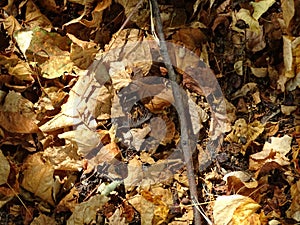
[0,0,299,224]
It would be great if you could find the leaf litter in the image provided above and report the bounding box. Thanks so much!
[0,0,299,224]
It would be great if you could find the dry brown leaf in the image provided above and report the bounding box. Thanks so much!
[7,61,34,82]
[56,187,79,213]
[246,27,266,52]
[249,135,292,175]
[58,129,100,157]
[89,142,121,164]
[231,83,257,99]
[213,195,262,225]
[66,194,109,225]
[280,0,295,28]
[102,29,153,77]
[80,0,112,28]
[43,143,83,171]
[0,150,10,185]
[235,9,260,34]
[286,180,300,221]
[149,115,175,145]
[225,175,269,203]
[70,41,99,69]
[250,67,268,78]
[283,36,294,78]
[145,95,172,114]
[30,214,57,225]
[281,105,297,115]
[24,0,53,29]
[115,0,149,28]
[2,15,22,36]
[40,61,104,132]
[21,154,56,205]
[124,156,144,190]
[128,194,155,225]
[0,91,38,133]
[0,111,39,133]
[107,208,126,225]
[225,119,264,154]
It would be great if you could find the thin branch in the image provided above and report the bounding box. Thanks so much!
[149,0,202,224]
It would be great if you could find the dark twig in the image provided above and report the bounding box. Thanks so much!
[149,0,202,224]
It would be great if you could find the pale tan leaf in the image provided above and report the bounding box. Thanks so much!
[43,143,83,171]
[286,181,300,221]
[0,150,10,185]
[8,61,34,81]
[58,129,100,157]
[25,0,53,28]
[250,67,268,77]
[21,154,56,205]
[283,35,294,77]
[67,194,109,225]
[234,60,243,75]
[281,0,295,28]
[251,0,276,20]
[0,111,39,133]
[213,195,261,225]
[2,15,22,36]
[129,194,155,225]
[263,135,292,156]
[281,105,297,115]
[231,83,257,99]
[30,214,56,225]
[236,9,260,34]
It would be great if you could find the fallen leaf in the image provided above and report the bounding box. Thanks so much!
[58,129,100,157]
[235,9,260,34]
[24,0,53,28]
[213,195,262,225]
[67,194,109,225]
[286,180,300,221]
[128,193,155,225]
[30,214,57,225]
[0,150,10,185]
[280,0,295,28]
[225,119,264,154]
[21,153,57,205]
[251,0,276,20]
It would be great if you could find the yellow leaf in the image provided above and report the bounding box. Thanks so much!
[281,0,295,28]
[251,0,276,20]
[236,9,260,34]
[213,195,261,225]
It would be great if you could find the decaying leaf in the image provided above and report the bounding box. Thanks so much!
[67,194,109,225]
[0,91,38,133]
[249,135,292,176]
[43,142,83,171]
[235,9,260,34]
[225,118,264,154]
[250,0,276,21]
[30,214,57,225]
[129,187,172,225]
[286,180,300,221]
[2,15,22,36]
[281,0,295,28]
[149,115,175,145]
[213,195,264,225]
[21,153,57,205]
[24,0,53,28]
[58,129,100,157]
[0,150,10,185]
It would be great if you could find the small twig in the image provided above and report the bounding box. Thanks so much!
[149,0,202,224]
